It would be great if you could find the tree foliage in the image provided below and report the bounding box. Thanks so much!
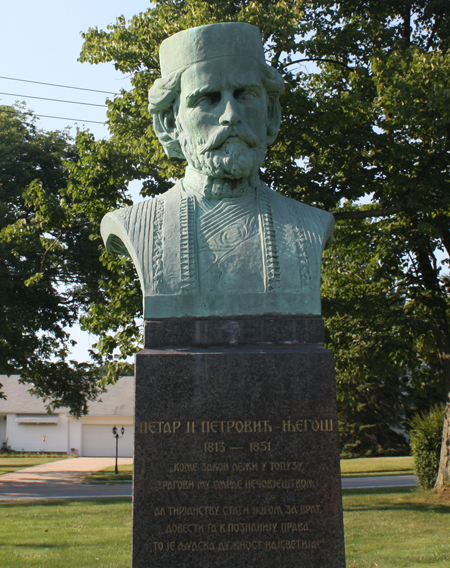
[62,1,450,457]
[323,216,445,456]
[0,105,108,415]
[72,1,447,442]
[293,0,450,461]
[410,404,445,489]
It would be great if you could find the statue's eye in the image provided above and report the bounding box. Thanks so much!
[235,89,257,102]
[194,92,220,107]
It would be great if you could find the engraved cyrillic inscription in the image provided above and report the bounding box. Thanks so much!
[139,414,337,559]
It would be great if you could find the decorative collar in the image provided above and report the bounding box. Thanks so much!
[183,167,259,199]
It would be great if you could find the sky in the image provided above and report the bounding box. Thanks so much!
[1,1,154,362]
[1,0,153,137]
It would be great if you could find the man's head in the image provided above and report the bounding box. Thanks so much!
[148,23,284,179]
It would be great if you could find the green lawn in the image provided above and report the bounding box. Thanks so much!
[0,488,448,567]
[82,465,133,484]
[0,498,131,567]
[340,456,414,477]
[82,456,414,485]
[343,487,450,567]
[0,454,76,475]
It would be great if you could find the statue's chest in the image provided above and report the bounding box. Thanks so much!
[196,195,265,294]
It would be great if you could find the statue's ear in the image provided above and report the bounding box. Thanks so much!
[153,107,177,142]
[161,107,178,138]
[266,95,281,145]
[152,108,184,159]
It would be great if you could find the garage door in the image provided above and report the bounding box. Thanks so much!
[81,424,133,457]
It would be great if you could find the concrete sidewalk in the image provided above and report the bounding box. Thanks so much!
[0,457,133,500]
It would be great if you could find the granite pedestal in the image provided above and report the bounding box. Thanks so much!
[133,317,345,567]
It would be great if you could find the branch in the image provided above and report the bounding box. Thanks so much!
[426,242,439,273]
[333,203,403,221]
[440,230,450,259]
[283,58,355,72]
[272,50,282,64]
[401,3,412,44]
[426,13,444,51]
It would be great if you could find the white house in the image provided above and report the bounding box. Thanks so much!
[0,375,134,457]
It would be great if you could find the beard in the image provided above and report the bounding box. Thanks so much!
[199,138,266,178]
[177,123,267,179]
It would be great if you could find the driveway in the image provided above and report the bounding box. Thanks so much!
[341,474,418,490]
[0,457,133,500]
[0,457,418,500]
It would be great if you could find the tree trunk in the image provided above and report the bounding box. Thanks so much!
[434,350,450,491]
[434,397,450,490]
[412,243,450,491]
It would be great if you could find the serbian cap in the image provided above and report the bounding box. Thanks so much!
[159,22,266,76]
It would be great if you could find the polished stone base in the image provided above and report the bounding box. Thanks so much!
[132,317,345,568]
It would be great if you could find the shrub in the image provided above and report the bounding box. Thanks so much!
[409,404,445,489]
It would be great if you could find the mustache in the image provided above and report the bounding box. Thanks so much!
[198,126,263,155]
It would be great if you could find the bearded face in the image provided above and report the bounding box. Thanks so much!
[174,56,269,180]
[176,120,267,179]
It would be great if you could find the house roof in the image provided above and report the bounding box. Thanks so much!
[0,375,135,416]
[88,376,135,416]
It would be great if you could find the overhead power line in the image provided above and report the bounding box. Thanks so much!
[0,107,105,124]
[0,76,116,95]
[0,92,107,108]
[36,113,105,125]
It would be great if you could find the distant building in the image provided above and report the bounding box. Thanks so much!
[0,375,134,457]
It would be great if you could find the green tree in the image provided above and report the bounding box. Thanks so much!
[72,1,449,473]
[292,0,450,479]
[0,105,107,415]
[323,215,445,456]
[410,404,445,489]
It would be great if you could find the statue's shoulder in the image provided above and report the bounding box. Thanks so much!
[261,184,335,249]
[101,182,182,256]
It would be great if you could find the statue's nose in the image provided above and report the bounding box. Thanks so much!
[219,98,241,126]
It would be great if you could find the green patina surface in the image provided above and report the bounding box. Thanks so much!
[101,23,334,318]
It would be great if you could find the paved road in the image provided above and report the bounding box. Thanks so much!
[341,474,418,490]
[0,458,418,500]
[0,457,133,500]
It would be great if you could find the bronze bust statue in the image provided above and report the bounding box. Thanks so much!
[101,23,334,318]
